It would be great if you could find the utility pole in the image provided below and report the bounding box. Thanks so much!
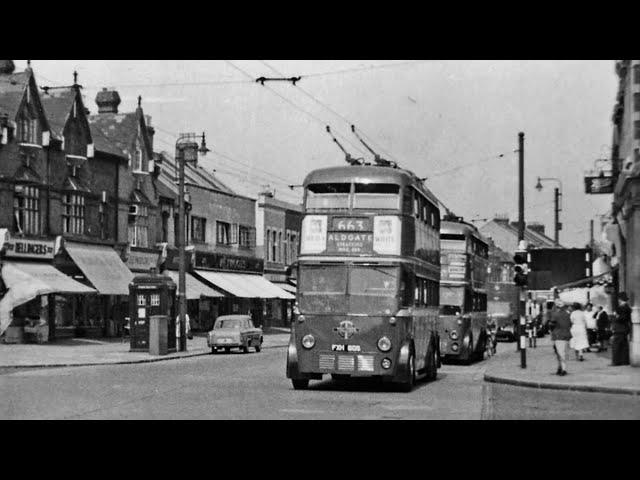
[517,132,526,369]
[554,187,561,246]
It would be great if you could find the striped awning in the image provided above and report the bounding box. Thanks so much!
[194,271,295,300]
[163,270,224,300]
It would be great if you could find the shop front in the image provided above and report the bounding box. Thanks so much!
[0,231,96,343]
[55,241,134,338]
[162,248,226,332]
[192,251,295,328]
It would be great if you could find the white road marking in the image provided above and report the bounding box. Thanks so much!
[279,408,327,414]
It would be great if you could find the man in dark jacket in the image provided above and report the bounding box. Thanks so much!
[595,306,610,352]
[611,292,631,366]
[547,300,572,376]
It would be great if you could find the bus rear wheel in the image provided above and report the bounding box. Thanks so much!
[292,379,309,390]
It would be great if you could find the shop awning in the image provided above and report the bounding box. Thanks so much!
[273,282,297,295]
[553,269,615,291]
[163,270,224,300]
[194,271,295,300]
[64,242,134,296]
[0,262,96,336]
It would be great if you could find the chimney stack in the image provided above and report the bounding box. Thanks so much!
[95,88,121,114]
[0,60,15,75]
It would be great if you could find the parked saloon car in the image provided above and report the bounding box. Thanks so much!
[207,315,263,354]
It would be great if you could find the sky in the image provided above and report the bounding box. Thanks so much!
[16,60,618,248]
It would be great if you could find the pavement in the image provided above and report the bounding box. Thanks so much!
[0,327,291,368]
[484,336,640,396]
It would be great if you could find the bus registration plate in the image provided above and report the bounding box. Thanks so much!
[332,344,361,352]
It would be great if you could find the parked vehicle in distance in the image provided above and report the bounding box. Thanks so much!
[495,322,516,342]
[208,315,263,354]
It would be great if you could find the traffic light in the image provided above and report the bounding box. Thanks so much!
[513,242,529,287]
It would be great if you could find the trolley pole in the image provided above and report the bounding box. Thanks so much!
[517,132,526,369]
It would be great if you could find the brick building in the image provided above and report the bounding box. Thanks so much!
[0,62,127,342]
[155,152,293,331]
[255,190,301,326]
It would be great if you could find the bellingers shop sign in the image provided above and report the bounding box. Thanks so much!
[0,231,59,260]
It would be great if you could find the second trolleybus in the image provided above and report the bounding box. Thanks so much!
[286,164,442,391]
[438,216,489,363]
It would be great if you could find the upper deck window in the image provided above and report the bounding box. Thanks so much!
[353,183,400,210]
[441,235,466,252]
[305,183,350,210]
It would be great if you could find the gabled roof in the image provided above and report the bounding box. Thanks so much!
[40,87,91,141]
[88,108,151,160]
[0,71,30,118]
[157,151,235,196]
[480,218,559,249]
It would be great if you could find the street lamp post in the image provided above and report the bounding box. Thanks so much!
[175,133,210,352]
[535,177,563,246]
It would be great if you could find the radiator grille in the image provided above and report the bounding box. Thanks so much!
[337,355,355,371]
[357,355,374,372]
[319,354,335,370]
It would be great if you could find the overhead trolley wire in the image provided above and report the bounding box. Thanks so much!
[225,60,369,159]
[258,60,400,165]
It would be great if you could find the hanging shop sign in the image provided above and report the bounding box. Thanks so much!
[584,174,614,194]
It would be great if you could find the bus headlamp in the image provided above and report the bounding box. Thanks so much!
[298,315,306,323]
[302,334,315,349]
[449,331,459,340]
[389,316,397,325]
[381,358,392,369]
[451,343,459,352]
[457,319,463,325]
[377,336,392,352]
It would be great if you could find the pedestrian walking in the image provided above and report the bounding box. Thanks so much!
[569,303,589,361]
[595,305,610,352]
[176,312,192,343]
[584,303,597,350]
[547,300,572,376]
[611,292,631,366]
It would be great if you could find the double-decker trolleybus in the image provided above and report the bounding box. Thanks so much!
[286,164,442,391]
[438,216,489,363]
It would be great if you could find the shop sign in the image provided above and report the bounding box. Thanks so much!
[195,251,263,273]
[1,231,59,260]
[126,250,159,272]
[584,174,614,194]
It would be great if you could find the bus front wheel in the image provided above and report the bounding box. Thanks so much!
[399,353,416,392]
[292,379,309,390]
[426,343,438,381]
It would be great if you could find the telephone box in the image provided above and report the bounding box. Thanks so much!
[129,272,177,352]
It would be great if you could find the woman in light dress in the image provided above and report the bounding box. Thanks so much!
[569,303,589,361]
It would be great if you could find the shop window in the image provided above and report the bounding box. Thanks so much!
[216,221,231,245]
[62,193,85,235]
[191,216,206,243]
[271,230,278,262]
[635,120,640,140]
[13,184,41,235]
[635,93,640,113]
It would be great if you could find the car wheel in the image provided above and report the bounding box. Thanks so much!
[292,379,309,390]
[255,342,261,353]
[399,352,415,392]
[211,347,217,355]
[242,345,249,354]
[224,347,231,353]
